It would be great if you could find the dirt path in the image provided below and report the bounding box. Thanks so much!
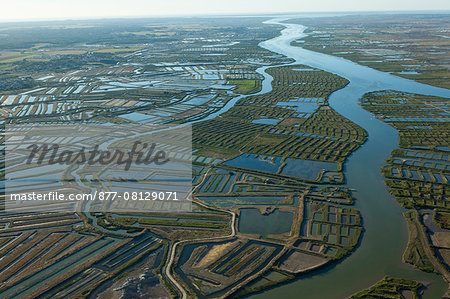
[164,168,236,298]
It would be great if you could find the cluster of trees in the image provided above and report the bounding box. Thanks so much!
[14,52,121,73]
[0,75,36,92]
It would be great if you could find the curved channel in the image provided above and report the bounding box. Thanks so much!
[246,19,450,298]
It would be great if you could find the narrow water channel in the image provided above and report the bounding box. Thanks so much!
[247,19,450,299]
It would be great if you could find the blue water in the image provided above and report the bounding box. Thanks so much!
[276,99,319,113]
[280,158,337,180]
[238,208,294,235]
[223,153,282,173]
[251,118,279,124]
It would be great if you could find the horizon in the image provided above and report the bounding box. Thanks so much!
[2,0,450,23]
[1,9,450,24]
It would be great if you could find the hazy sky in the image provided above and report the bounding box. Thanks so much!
[2,0,450,21]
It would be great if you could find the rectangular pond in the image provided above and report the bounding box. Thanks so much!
[238,208,293,236]
[276,97,321,113]
[198,195,287,207]
[280,158,337,180]
[251,118,280,125]
[223,153,283,173]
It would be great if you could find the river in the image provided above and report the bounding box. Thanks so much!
[246,19,450,298]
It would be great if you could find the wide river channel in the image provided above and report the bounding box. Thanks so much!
[243,18,450,298]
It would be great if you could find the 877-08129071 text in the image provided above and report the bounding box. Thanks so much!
[96,191,179,201]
